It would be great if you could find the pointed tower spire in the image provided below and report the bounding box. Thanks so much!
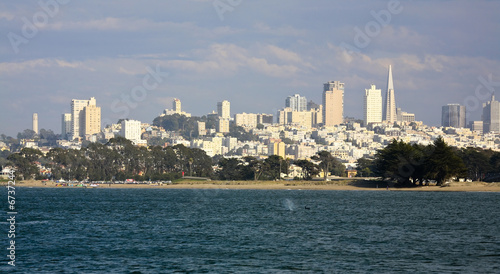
[383,65,397,123]
[387,65,394,91]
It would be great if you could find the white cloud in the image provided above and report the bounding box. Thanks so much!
[0,11,15,21]
[39,17,198,32]
[0,59,93,74]
[254,22,306,37]
[162,43,306,78]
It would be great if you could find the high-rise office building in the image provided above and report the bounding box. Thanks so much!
[285,94,307,112]
[442,104,466,128]
[383,65,397,123]
[307,100,320,111]
[483,94,500,133]
[322,81,344,126]
[61,113,72,140]
[469,121,483,134]
[32,113,38,134]
[363,84,382,125]
[217,100,231,119]
[70,97,100,140]
[83,104,101,136]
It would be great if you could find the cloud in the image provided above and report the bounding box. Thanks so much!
[0,11,15,21]
[39,17,198,32]
[253,22,306,37]
[162,43,306,78]
[0,59,94,74]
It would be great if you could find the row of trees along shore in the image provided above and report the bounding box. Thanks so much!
[2,136,500,185]
[359,137,500,186]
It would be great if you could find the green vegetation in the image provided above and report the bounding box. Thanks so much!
[216,151,344,181]
[217,155,289,181]
[360,137,500,186]
[5,137,212,181]
[312,151,346,180]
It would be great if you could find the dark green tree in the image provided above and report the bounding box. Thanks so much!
[426,137,466,186]
[312,151,335,180]
[458,147,492,181]
[294,159,320,180]
[355,158,374,177]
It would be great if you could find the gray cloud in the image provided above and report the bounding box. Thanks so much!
[1,0,499,135]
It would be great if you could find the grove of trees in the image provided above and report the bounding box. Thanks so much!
[357,137,500,186]
[6,137,212,181]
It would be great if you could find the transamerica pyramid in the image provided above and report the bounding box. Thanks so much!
[383,65,397,123]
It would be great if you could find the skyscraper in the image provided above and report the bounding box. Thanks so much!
[32,113,38,134]
[442,104,466,128]
[483,94,500,133]
[323,81,344,126]
[83,104,101,136]
[71,97,100,140]
[363,84,382,125]
[61,113,71,140]
[285,94,307,112]
[383,65,397,123]
[217,100,230,119]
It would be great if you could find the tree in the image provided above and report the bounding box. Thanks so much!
[19,148,43,162]
[39,129,58,146]
[312,151,335,181]
[228,125,258,142]
[7,149,41,180]
[458,147,492,181]
[330,157,346,177]
[243,156,264,180]
[263,155,285,180]
[190,148,213,177]
[0,150,12,170]
[17,129,36,140]
[426,137,466,185]
[355,158,374,177]
[217,158,244,180]
[294,159,320,180]
[373,140,420,186]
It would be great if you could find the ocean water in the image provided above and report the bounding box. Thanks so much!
[1,188,500,273]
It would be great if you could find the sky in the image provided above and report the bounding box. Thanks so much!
[1,0,499,136]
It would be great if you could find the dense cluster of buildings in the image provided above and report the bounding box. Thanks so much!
[6,65,499,166]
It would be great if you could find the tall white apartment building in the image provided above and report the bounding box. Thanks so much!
[71,97,100,140]
[217,100,231,119]
[61,113,72,140]
[120,120,142,144]
[285,94,307,112]
[323,81,344,126]
[235,113,258,128]
[363,84,382,125]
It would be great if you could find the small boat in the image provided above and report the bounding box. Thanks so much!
[89,183,99,188]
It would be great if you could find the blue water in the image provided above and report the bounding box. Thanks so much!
[1,188,500,273]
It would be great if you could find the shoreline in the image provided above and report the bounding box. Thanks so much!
[9,180,500,192]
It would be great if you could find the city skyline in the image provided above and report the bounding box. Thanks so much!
[1,1,500,136]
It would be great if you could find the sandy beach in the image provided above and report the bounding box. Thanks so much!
[9,180,500,192]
